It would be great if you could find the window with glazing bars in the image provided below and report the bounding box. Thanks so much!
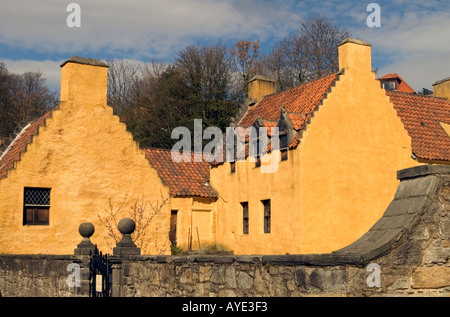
[23,187,51,225]
[262,199,271,233]
[280,133,288,161]
[230,161,236,173]
[252,133,262,168]
[169,210,178,245]
[241,202,249,234]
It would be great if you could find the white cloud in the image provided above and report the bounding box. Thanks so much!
[0,0,300,59]
[362,11,450,57]
[1,0,448,94]
[350,3,450,91]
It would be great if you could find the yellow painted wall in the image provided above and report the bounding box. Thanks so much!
[210,40,419,255]
[0,43,429,257]
[439,122,450,137]
[170,197,216,251]
[433,79,450,100]
[0,61,172,255]
[210,150,303,254]
[299,41,418,253]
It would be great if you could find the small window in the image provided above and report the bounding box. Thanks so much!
[255,156,261,168]
[169,210,178,245]
[241,202,249,234]
[251,128,263,168]
[262,199,271,233]
[382,81,397,90]
[226,139,236,173]
[280,134,288,161]
[23,187,51,225]
[281,150,288,161]
[252,138,261,168]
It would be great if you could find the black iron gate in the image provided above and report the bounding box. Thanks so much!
[89,248,112,297]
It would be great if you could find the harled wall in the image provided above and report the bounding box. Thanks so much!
[209,41,419,255]
[1,165,449,297]
[0,61,172,255]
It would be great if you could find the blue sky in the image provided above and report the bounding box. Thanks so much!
[0,0,449,93]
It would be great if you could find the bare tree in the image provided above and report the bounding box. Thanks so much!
[175,43,238,127]
[230,40,263,97]
[18,71,57,114]
[263,16,350,91]
[264,33,308,91]
[106,59,142,117]
[96,198,125,248]
[300,16,350,79]
[0,64,56,138]
[97,194,170,254]
[129,195,169,254]
[0,64,20,136]
[117,43,240,150]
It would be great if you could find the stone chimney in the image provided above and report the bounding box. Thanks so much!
[338,38,372,74]
[247,75,276,103]
[432,77,450,100]
[60,56,108,105]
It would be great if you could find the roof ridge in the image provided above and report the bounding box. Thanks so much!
[237,71,341,127]
[387,90,450,162]
[214,70,343,167]
[0,123,32,163]
[387,90,450,101]
[268,71,338,96]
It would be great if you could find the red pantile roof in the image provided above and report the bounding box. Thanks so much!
[239,73,338,128]
[378,73,415,93]
[2,71,447,198]
[287,113,307,130]
[144,148,217,198]
[208,72,339,166]
[0,113,217,198]
[223,70,450,165]
[261,120,277,136]
[387,91,450,161]
[0,112,51,179]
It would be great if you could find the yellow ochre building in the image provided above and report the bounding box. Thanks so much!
[0,39,449,255]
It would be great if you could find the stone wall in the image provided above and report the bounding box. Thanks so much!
[0,255,78,297]
[0,165,449,297]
